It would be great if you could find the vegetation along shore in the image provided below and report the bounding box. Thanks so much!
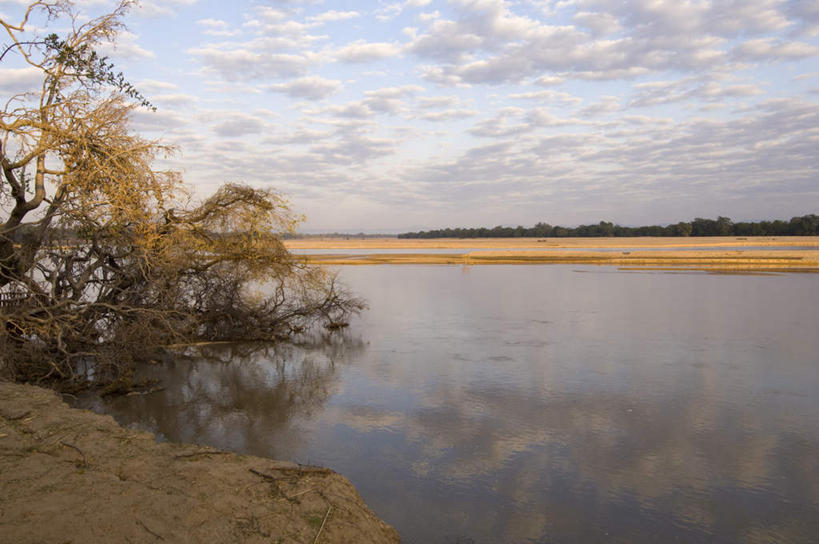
[397,215,819,238]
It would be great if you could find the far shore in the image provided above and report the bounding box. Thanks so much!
[285,235,819,249]
[285,237,819,272]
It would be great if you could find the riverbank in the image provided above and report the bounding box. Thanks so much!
[285,235,819,249]
[0,381,399,544]
[285,237,819,272]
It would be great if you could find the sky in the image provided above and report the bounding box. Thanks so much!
[1,0,818,232]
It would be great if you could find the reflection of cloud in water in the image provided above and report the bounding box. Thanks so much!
[343,406,404,433]
[351,377,819,543]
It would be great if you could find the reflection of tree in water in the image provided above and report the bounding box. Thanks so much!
[100,334,367,458]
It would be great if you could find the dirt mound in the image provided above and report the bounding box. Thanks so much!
[0,381,399,543]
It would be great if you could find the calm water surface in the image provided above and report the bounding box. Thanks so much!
[77,266,819,543]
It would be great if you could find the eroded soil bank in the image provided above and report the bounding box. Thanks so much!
[0,381,399,544]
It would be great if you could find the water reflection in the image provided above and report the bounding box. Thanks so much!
[379,385,819,543]
[76,266,819,543]
[78,337,366,460]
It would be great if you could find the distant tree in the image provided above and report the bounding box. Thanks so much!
[772,220,790,235]
[789,214,819,235]
[532,222,552,237]
[691,218,717,236]
[598,221,615,237]
[716,216,734,236]
[673,222,693,237]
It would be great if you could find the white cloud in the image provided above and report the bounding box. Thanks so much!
[312,101,375,119]
[572,10,621,36]
[532,75,565,86]
[578,0,790,38]
[0,67,42,93]
[419,109,478,121]
[310,133,398,164]
[210,113,269,137]
[416,95,461,109]
[334,40,402,63]
[97,31,155,60]
[197,18,229,29]
[733,38,819,61]
[405,0,818,85]
[787,0,819,36]
[129,108,189,132]
[195,18,241,36]
[266,76,342,99]
[358,85,424,114]
[629,75,764,108]
[136,79,180,93]
[152,93,199,106]
[307,10,360,24]
[577,95,621,117]
[254,6,288,24]
[507,89,582,104]
[137,0,198,18]
[365,85,425,99]
[190,44,317,81]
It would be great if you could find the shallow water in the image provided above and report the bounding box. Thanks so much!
[76,265,819,543]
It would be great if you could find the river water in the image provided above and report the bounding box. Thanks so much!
[76,265,819,543]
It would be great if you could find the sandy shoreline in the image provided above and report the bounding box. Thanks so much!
[285,236,819,249]
[285,237,819,272]
[0,381,399,544]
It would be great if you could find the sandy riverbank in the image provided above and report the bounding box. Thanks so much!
[285,236,819,249]
[0,381,399,544]
[285,237,819,272]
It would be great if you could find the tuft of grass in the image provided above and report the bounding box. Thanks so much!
[306,513,324,530]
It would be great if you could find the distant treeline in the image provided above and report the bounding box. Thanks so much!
[398,215,819,239]
[281,232,393,240]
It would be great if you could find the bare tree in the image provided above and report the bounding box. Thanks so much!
[0,1,364,391]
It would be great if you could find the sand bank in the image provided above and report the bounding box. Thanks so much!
[0,381,399,544]
[285,236,819,250]
[286,237,819,272]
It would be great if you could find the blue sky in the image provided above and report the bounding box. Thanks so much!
[2,0,818,232]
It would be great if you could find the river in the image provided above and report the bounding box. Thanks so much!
[76,265,819,543]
